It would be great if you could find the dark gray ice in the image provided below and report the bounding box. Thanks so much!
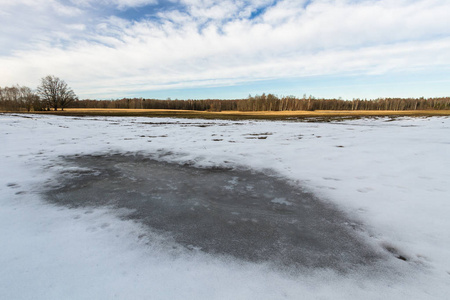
[44,154,384,270]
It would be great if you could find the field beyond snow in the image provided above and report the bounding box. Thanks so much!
[1,114,449,299]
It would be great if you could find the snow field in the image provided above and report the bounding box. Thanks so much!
[1,114,449,299]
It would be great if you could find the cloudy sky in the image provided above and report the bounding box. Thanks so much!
[1,0,450,99]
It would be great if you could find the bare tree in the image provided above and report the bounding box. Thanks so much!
[0,85,21,111]
[37,75,77,111]
[16,86,39,112]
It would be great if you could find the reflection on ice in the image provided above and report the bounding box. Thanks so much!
[45,154,384,271]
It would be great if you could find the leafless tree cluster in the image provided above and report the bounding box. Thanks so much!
[235,94,450,111]
[0,85,40,112]
[1,76,77,112]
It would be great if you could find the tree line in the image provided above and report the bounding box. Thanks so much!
[1,75,77,112]
[2,81,450,112]
[68,94,450,111]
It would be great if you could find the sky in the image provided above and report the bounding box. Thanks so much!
[1,0,450,100]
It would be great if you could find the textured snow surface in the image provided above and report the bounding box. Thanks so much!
[1,114,449,299]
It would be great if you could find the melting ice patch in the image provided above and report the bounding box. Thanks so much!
[43,154,385,271]
[271,197,292,206]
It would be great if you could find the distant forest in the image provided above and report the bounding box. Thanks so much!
[70,95,450,111]
[1,84,450,112]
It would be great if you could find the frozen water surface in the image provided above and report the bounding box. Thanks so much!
[45,154,383,271]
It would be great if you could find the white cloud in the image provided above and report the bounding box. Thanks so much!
[69,0,158,9]
[0,0,83,15]
[1,0,450,98]
[109,0,158,9]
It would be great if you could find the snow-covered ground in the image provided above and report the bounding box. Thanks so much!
[1,113,449,299]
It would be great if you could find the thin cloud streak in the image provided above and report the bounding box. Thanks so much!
[1,0,450,98]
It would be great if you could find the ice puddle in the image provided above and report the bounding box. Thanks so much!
[44,153,387,272]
